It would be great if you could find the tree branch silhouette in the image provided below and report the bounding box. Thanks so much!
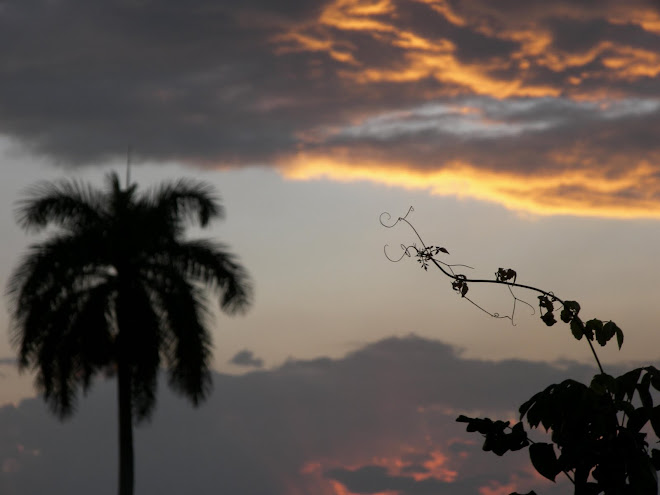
[381,207,611,374]
[381,208,660,495]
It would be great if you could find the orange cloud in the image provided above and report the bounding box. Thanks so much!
[479,481,518,495]
[265,1,660,220]
[414,0,467,27]
[608,6,660,34]
[343,51,560,98]
[601,45,660,79]
[369,449,458,482]
[279,153,660,219]
[329,480,353,495]
[302,446,460,495]
[272,0,563,99]
[320,0,397,32]
[271,0,659,102]
[417,450,458,482]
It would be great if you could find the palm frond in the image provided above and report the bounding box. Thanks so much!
[15,179,103,233]
[145,274,212,405]
[31,294,84,417]
[115,282,162,421]
[70,283,115,391]
[160,239,253,314]
[18,279,115,418]
[143,178,223,228]
[7,232,110,323]
[48,355,77,418]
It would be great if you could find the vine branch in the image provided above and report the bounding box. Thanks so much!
[381,208,621,376]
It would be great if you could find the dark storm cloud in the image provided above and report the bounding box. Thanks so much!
[0,0,334,164]
[0,335,608,494]
[1,0,659,178]
[545,16,660,54]
[229,349,264,368]
[329,98,660,185]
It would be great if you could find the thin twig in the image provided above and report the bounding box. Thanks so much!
[382,208,606,375]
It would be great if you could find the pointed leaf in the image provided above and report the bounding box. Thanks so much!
[570,318,584,340]
[646,367,660,391]
[529,443,560,482]
[507,422,529,451]
[628,453,658,495]
[596,321,616,346]
[616,368,642,402]
[650,406,660,438]
[627,407,650,433]
[613,323,624,349]
[652,449,660,471]
[638,373,653,409]
[541,311,556,326]
[560,300,580,323]
[538,295,553,312]
[590,373,615,395]
[586,319,604,344]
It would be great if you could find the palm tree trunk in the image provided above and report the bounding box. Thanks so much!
[118,359,134,495]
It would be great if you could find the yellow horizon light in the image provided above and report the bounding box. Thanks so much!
[279,155,660,219]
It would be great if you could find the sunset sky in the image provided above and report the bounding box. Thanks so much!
[1,0,660,494]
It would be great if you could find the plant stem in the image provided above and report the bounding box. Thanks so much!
[429,257,606,374]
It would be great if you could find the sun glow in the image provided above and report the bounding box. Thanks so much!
[266,0,660,220]
[280,154,660,219]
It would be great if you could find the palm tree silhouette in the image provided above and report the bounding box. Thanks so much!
[7,172,252,495]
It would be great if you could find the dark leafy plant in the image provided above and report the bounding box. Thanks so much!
[382,207,659,495]
[7,172,252,495]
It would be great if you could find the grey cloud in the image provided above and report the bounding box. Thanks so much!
[0,335,610,495]
[327,95,660,183]
[229,349,264,368]
[395,0,520,63]
[545,16,660,54]
[401,96,658,140]
[0,0,333,164]
[1,0,658,176]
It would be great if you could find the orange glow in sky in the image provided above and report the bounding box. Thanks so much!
[274,0,564,99]
[267,0,660,219]
[272,0,660,98]
[479,481,518,495]
[281,155,660,219]
[299,447,460,495]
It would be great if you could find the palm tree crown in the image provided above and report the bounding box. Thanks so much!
[7,171,252,494]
